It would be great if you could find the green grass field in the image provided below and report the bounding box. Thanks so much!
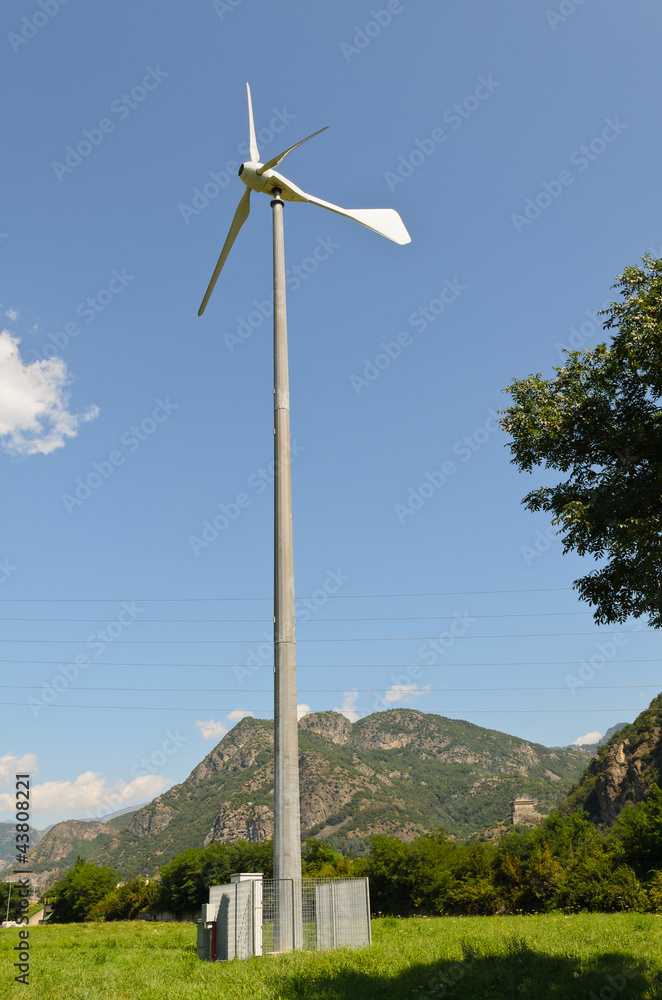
[1,914,660,1000]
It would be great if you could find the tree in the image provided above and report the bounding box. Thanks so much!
[158,840,274,916]
[609,785,662,879]
[500,254,662,626]
[89,877,160,921]
[48,856,118,923]
[302,838,354,876]
[0,881,24,923]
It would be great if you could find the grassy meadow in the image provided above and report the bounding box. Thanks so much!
[0,914,660,1000]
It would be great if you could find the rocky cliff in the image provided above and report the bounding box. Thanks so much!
[563,693,662,825]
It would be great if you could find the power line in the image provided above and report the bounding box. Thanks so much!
[0,630,650,643]
[1,658,658,669]
[2,702,642,713]
[0,587,575,602]
[3,683,656,693]
[0,611,595,623]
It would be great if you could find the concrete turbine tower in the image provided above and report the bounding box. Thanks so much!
[198,83,410,949]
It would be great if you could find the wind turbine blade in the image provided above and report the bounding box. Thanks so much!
[273,174,411,244]
[198,188,251,316]
[331,206,411,244]
[246,82,259,163]
[256,127,329,175]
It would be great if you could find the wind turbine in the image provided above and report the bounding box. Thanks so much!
[198,84,410,950]
[198,85,410,316]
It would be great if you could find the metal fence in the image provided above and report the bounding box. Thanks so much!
[198,875,371,961]
[262,878,371,954]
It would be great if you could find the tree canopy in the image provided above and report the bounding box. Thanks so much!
[500,254,662,626]
[48,856,118,923]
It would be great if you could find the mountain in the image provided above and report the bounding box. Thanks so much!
[27,709,591,888]
[0,823,43,873]
[24,810,139,894]
[562,693,662,825]
[563,723,630,757]
[598,723,630,747]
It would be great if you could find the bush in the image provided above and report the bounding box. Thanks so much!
[596,865,648,913]
[645,871,662,912]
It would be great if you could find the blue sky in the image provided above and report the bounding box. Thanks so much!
[1,0,660,828]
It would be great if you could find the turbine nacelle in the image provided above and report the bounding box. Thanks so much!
[238,162,283,197]
[198,83,411,316]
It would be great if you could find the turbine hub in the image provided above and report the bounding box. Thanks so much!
[239,161,272,195]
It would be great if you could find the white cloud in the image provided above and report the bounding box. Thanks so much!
[227,709,254,722]
[195,719,228,741]
[572,730,602,746]
[0,332,98,456]
[383,683,431,704]
[334,691,360,723]
[0,753,38,784]
[4,308,19,321]
[0,771,170,823]
[297,704,311,721]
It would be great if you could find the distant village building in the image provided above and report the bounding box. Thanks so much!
[510,795,537,824]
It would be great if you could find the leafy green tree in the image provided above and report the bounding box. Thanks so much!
[89,877,160,921]
[49,856,118,923]
[158,848,203,916]
[500,254,662,626]
[609,785,662,879]
[362,836,413,914]
[444,842,500,915]
[646,871,662,911]
[302,838,354,876]
[0,881,24,922]
[405,831,459,913]
[159,840,273,916]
